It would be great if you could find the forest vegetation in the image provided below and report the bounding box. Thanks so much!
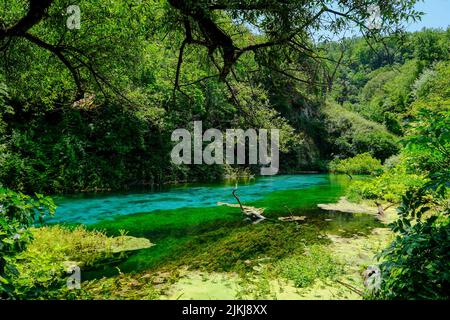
[0,0,448,300]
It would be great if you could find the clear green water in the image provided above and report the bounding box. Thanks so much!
[48,174,336,225]
[46,174,383,278]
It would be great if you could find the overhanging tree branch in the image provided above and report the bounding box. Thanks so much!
[22,32,84,99]
[0,0,53,40]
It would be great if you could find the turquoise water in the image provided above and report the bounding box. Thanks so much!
[47,174,331,225]
[45,174,382,276]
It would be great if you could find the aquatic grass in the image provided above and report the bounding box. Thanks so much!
[249,175,349,215]
[79,273,160,300]
[91,206,241,239]
[162,222,329,275]
[57,174,381,278]
[6,226,128,299]
[275,245,342,288]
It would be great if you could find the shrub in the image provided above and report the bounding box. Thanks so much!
[5,225,139,299]
[346,161,424,203]
[374,189,450,300]
[276,245,341,288]
[329,153,384,177]
[324,104,399,161]
[371,104,450,300]
[0,188,55,298]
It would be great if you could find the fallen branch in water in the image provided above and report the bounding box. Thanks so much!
[282,206,307,224]
[336,280,364,296]
[216,187,268,224]
[217,201,267,224]
[218,188,308,225]
[374,201,397,217]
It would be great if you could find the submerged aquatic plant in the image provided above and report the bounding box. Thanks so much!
[276,245,342,288]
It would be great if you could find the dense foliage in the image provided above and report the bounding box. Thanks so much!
[0,0,424,193]
[344,60,450,299]
[329,153,383,178]
[4,226,136,299]
[0,188,55,298]
[0,0,449,300]
[374,92,450,299]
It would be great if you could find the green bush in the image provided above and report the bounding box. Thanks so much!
[375,189,449,300]
[329,153,384,177]
[370,104,450,300]
[6,226,121,299]
[0,188,55,298]
[276,245,341,288]
[346,160,424,204]
[324,104,399,161]
[4,225,157,299]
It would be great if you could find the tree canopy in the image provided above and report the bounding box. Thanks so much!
[1,0,422,103]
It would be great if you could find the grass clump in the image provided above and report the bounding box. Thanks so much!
[26,225,119,266]
[329,153,383,177]
[275,245,341,288]
[6,225,152,299]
